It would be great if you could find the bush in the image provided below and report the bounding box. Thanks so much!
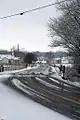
[65,67,80,82]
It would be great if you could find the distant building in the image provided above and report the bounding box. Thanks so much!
[0,54,20,65]
[36,59,47,64]
[0,49,26,64]
[14,51,26,63]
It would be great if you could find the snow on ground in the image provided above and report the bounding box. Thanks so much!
[51,72,80,88]
[0,65,39,75]
[0,75,11,82]
[51,66,80,88]
[51,66,58,74]
[51,67,63,80]
[72,81,80,87]
[36,77,59,89]
[41,67,50,75]
[0,64,79,120]
[0,82,72,120]
[12,78,47,100]
[12,78,34,96]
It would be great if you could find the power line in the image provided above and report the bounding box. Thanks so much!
[0,0,71,19]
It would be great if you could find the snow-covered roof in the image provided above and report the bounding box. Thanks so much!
[0,54,19,60]
[41,60,47,64]
[54,57,61,61]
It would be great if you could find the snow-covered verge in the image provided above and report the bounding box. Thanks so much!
[0,65,39,75]
[0,81,72,120]
[0,74,11,82]
[51,66,80,88]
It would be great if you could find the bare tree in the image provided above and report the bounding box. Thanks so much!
[48,0,80,72]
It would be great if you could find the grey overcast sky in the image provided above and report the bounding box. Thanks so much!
[0,0,59,52]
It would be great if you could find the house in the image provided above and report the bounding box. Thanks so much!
[54,57,62,65]
[0,54,20,65]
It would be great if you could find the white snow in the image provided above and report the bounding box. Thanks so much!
[0,65,39,75]
[51,66,80,88]
[36,77,59,89]
[51,66,57,74]
[12,79,48,100]
[73,81,80,87]
[0,74,11,82]
[49,77,60,84]
[12,78,33,96]
[0,64,78,120]
[0,82,72,120]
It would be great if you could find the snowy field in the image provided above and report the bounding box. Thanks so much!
[0,82,72,120]
[0,71,72,120]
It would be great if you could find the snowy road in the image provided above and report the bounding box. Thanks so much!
[0,80,71,120]
[0,64,79,120]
